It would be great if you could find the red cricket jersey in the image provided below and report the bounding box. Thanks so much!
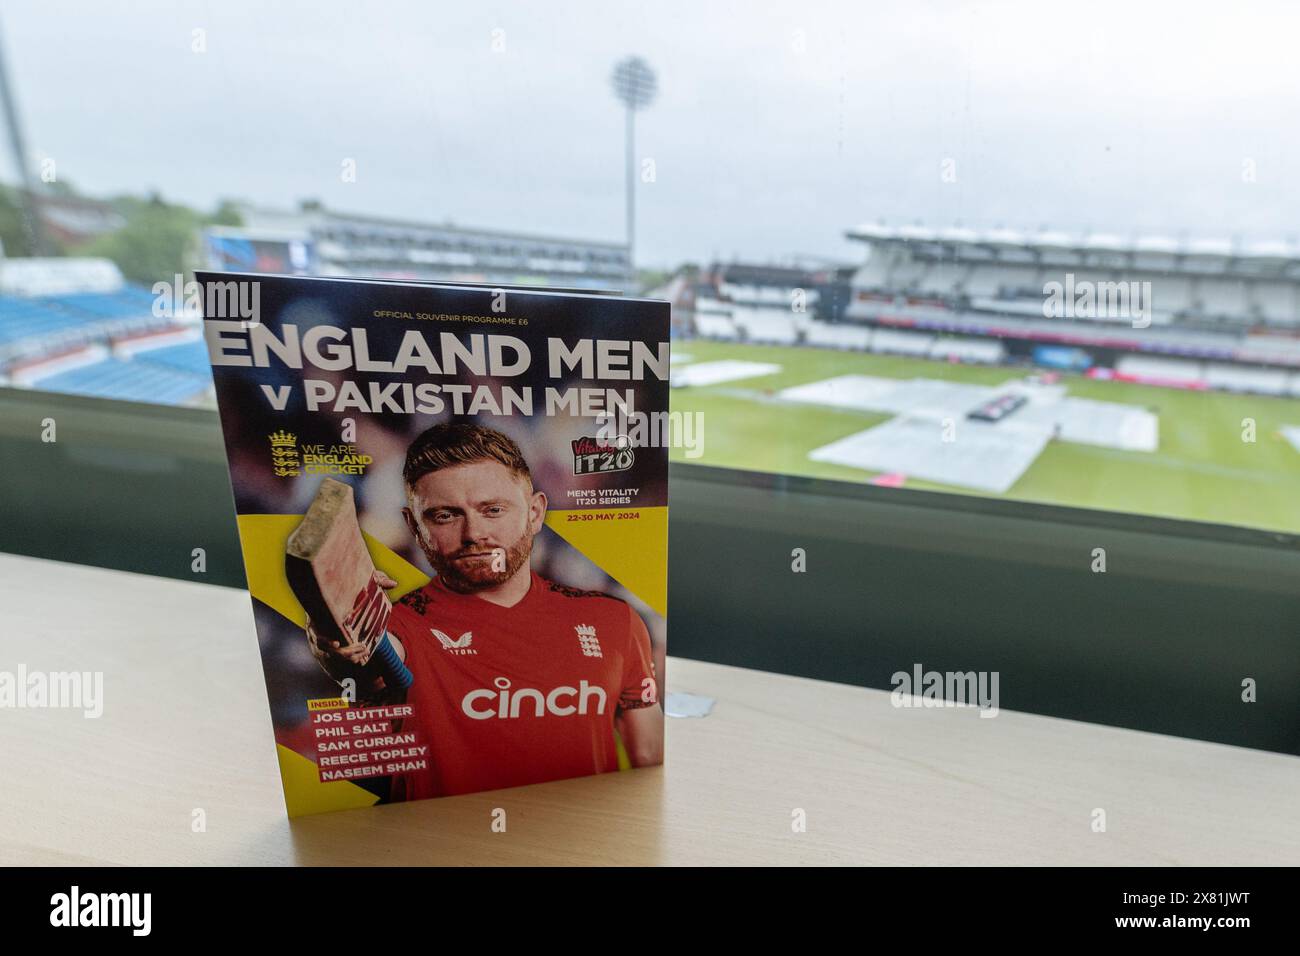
[385,570,657,800]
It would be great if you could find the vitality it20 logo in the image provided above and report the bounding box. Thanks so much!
[571,436,634,476]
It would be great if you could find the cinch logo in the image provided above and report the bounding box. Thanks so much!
[50,886,151,936]
[433,628,476,655]
[461,677,606,719]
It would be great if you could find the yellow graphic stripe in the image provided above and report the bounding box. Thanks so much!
[276,744,380,817]
[544,506,667,617]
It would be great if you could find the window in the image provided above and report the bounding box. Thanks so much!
[2,3,1297,756]
[2,2,1297,539]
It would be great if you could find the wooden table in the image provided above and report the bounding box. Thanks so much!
[1,552,1296,865]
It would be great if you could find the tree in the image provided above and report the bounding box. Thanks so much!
[0,184,37,257]
[210,199,244,228]
[80,195,202,285]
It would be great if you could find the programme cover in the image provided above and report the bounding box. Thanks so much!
[199,273,668,816]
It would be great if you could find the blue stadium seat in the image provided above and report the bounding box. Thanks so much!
[60,292,143,319]
[132,340,213,377]
[0,295,88,344]
[31,357,209,405]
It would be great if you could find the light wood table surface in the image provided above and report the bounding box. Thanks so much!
[1,551,1296,866]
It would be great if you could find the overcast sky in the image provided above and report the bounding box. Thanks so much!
[3,0,1298,268]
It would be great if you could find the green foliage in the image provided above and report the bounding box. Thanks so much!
[80,195,202,285]
[210,200,244,228]
[0,184,38,257]
[0,181,244,284]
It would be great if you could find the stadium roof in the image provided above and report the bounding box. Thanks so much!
[846,224,1300,262]
[241,202,628,252]
[710,262,820,285]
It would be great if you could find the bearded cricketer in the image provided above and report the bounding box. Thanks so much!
[307,421,663,798]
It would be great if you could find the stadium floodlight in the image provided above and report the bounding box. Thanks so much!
[611,56,657,284]
[0,14,48,255]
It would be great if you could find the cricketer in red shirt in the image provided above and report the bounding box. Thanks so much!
[308,422,663,800]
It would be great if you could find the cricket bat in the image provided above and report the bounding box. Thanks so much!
[286,478,412,689]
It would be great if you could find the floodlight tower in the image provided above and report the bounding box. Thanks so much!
[0,13,47,255]
[611,56,657,285]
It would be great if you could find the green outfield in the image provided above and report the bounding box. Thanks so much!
[667,339,1300,534]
